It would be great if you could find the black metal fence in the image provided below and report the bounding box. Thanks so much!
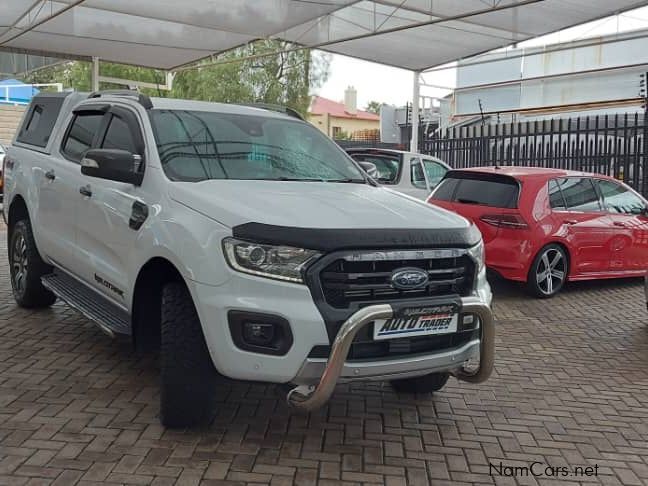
[421,112,648,197]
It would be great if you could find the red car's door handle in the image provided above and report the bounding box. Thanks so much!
[612,221,626,228]
[564,219,578,225]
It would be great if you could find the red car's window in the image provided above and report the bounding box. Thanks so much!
[548,179,567,210]
[556,178,601,212]
[597,179,646,215]
[431,174,519,208]
[431,177,460,201]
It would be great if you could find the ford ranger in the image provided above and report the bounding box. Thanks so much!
[4,90,494,427]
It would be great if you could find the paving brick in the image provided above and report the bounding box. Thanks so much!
[0,225,647,486]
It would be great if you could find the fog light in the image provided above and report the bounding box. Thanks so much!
[243,322,275,346]
[459,314,479,331]
[228,311,293,356]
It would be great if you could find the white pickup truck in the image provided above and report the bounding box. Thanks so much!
[4,91,494,427]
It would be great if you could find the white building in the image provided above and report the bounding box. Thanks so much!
[442,29,648,129]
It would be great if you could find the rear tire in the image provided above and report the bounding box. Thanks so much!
[526,244,568,298]
[9,219,56,308]
[159,282,219,427]
[390,372,449,393]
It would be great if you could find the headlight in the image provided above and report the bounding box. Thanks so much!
[223,237,321,283]
[467,239,485,273]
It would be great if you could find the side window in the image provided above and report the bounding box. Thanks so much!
[557,177,601,212]
[597,179,646,215]
[16,97,65,148]
[411,158,426,188]
[24,105,43,133]
[61,112,104,162]
[423,159,448,188]
[548,179,566,210]
[101,115,138,154]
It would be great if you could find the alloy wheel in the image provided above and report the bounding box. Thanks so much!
[535,248,565,295]
[11,233,28,295]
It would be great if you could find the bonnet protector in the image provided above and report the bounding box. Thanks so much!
[232,223,481,251]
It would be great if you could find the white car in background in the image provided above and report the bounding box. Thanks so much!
[346,148,450,200]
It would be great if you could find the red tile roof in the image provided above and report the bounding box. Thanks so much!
[309,95,380,121]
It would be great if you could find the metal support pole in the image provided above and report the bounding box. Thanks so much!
[91,57,100,92]
[410,70,420,152]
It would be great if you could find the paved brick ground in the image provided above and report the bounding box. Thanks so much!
[1,227,648,486]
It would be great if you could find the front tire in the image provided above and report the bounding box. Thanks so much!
[160,282,219,427]
[9,219,56,308]
[526,244,568,298]
[390,372,449,393]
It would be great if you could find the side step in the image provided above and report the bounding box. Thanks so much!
[42,271,131,337]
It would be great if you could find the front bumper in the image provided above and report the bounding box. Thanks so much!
[287,295,495,411]
[293,337,480,385]
[191,256,493,411]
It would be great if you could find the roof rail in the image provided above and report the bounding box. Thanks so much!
[238,102,304,121]
[88,90,153,109]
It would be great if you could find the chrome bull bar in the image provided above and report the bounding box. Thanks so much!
[287,300,495,411]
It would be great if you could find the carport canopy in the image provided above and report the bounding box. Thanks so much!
[1,0,648,72]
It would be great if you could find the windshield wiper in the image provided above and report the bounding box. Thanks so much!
[325,178,367,184]
[262,177,366,183]
[274,177,326,182]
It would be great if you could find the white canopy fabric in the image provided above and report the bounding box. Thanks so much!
[1,0,648,72]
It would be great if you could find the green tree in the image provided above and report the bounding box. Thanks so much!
[365,100,383,114]
[24,41,330,116]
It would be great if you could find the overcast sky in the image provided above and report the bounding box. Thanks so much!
[315,6,648,111]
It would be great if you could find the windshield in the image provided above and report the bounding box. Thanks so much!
[149,109,366,183]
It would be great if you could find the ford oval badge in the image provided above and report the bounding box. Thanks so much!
[390,268,429,290]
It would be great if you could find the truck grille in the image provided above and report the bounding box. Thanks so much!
[319,253,474,309]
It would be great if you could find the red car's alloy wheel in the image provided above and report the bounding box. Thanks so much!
[531,245,567,297]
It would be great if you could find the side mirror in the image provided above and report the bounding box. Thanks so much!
[81,149,143,185]
[357,161,379,179]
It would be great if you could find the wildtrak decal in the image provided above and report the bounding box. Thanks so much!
[94,274,124,298]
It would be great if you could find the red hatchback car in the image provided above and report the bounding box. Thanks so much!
[428,167,648,297]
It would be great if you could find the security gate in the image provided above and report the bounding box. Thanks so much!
[422,112,648,197]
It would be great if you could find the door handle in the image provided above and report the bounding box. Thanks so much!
[79,185,92,197]
[613,221,626,228]
[564,219,578,225]
[45,169,56,181]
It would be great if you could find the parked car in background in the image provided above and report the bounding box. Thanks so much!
[428,167,648,298]
[0,143,6,201]
[346,148,450,199]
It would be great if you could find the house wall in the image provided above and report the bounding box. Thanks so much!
[308,113,379,138]
[0,104,26,145]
